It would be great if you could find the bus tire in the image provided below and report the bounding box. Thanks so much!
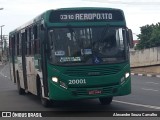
[99,97,113,105]
[17,72,25,95]
[39,83,51,108]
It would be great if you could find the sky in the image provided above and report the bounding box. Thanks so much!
[1,0,160,40]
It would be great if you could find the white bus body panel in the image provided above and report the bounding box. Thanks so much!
[26,57,37,95]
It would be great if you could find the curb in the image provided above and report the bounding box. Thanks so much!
[131,73,160,78]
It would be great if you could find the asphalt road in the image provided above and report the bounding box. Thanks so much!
[0,64,160,119]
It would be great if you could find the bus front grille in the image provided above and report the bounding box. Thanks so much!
[63,66,122,77]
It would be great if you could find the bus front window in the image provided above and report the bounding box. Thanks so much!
[48,27,127,66]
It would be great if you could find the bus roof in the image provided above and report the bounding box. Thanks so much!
[9,7,124,35]
[57,7,122,11]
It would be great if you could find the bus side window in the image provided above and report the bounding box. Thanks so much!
[10,35,15,57]
[33,25,40,54]
[26,29,29,55]
[19,33,22,56]
[15,33,18,56]
[25,28,32,56]
[31,27,34,55]
[29,28,32,55]
[16,33,19,56]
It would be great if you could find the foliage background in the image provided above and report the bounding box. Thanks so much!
[136,22,160,50]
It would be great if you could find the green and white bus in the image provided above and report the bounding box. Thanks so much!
[9,7,133,107]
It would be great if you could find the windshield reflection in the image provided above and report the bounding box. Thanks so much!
[48,27,127,66]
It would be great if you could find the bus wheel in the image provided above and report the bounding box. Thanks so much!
[99,97,113,105]
[39,83,51,107]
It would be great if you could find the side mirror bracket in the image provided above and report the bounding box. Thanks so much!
[41,19,45,30]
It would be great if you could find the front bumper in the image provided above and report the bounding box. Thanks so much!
[48,77,131,100]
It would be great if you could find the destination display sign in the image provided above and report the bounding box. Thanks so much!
[49,10,124,22]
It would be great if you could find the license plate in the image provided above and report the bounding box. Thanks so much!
[88,90,102,95]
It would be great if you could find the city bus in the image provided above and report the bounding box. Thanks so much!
[9,7,133,107]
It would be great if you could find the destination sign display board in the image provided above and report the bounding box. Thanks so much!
[49,10,124,22]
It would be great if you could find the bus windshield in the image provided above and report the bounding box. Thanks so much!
[48,27,127,66]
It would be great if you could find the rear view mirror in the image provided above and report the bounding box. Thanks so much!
[127,29,133,48]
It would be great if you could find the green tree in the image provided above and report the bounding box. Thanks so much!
[150,23,160,47]
[136,22,160,50]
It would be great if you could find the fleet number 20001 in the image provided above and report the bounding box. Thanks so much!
[68,79,86,85]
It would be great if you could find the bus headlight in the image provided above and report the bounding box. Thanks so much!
[52,77,58,83]
[125,72,130,78]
